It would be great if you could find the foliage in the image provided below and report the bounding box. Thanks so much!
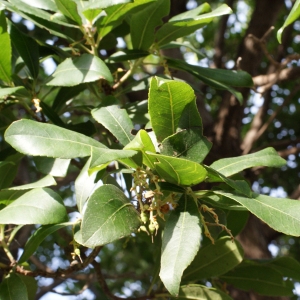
[0,0,299,299]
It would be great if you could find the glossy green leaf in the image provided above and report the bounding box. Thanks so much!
[82,8,103,24]
[5,119,106,159]
[18,222,73,264]
[214,191,300,236]
[47,54,113,86]
[183,236,244,281]
[10,23,39,79]
[92,105,134,146]
[0,11,12,83]
[80,184,140,247]
[148,77,196,142]
[0,161,18,189]
[167,58,253,103]
[205,165,251,197]
[169,3,211,21]
[277,0,300,43]
[160,129,212,163]
[75,157,97,213]
[0,188,67,224]
[220,264,294,296]
[169,284,233,300]
[96,0,155,39]
[90,147,137,169]
[131,0,169,50]
[0,273,28,300]
[148,152,207,186]
[210,147,286,177]
[7,175,56,190]
[124,129,157,169]
[33,157,71,177]
[54,0,82,24]
[17,0,57,11]
[156,4,231,46]
[160,194,201,296]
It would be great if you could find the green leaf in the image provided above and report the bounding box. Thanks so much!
[84,0,133,10]
[96,0,155,39]
[47,54,113,86]
[75,157,97,213]
[264,256,300,281]
[178,100,203,130]
[210,147,286,177]
[160,194,201,296]
[33,157,71,177]
[148,77,196,142]
[214,191,300,236]
[7,175,56,190]
[223,210,249,237]
[18,222,73,264]
[5,119,106,159]
[156,4,232,46]
[0,273,28,300]
[0,188,67,224]
[167,59,253,103]
[183,236,244,281]
[204,165,251,197]
[89,147,137,169]
[92,105,134,146]
[169,3,211,21]
[0,11,12,83]
[170,284,233,300]
[160,129,212,163]
[10,23,39,79]
[80,184,140,247]
[0,87,29,99]
[148,152,207,186]
[0,161,18,189]
[16,0,58,11]
[131,0,170,50]
[277,0,300,43]
[107,50,149,63]
[220,263,294,296]
[17,275,37,300]
[54,0,82,24]
[124,129,157,169]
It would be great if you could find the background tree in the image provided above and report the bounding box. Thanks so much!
[0,0,299,300]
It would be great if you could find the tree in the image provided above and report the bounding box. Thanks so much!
[0,0,299,299]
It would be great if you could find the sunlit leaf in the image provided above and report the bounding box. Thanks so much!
[160,194,201,296]
[54,0,82,24]
[0,11,11,83]
[80,184,140,247]
[7,175,56,190]
[33,157,71,177]
[0,188,67,224]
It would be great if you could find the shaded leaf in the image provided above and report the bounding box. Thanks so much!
[0,188,67,224]
[148,152,207,186]
[17,275,37,300]
[160,128,212,163]
[80,184,140,247]
[92,105,134,146]
[0,11,12,83]
[220,263,294,296]
[148,77,196,142]
[131,0,169,50]
[18,222,73,264]
[156,4,232,46]
[160,194,201,296]
[210,147,286,177]
[7,175,56,190]
[183,236,244,281]
[54,0,82,24]
[0,161,18,189]
[215,191,300,236]
[10,23,39,79]
[0,273,28,300]
[107,50,149,63]
[47,54,113,86]
[0,87,29,99]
